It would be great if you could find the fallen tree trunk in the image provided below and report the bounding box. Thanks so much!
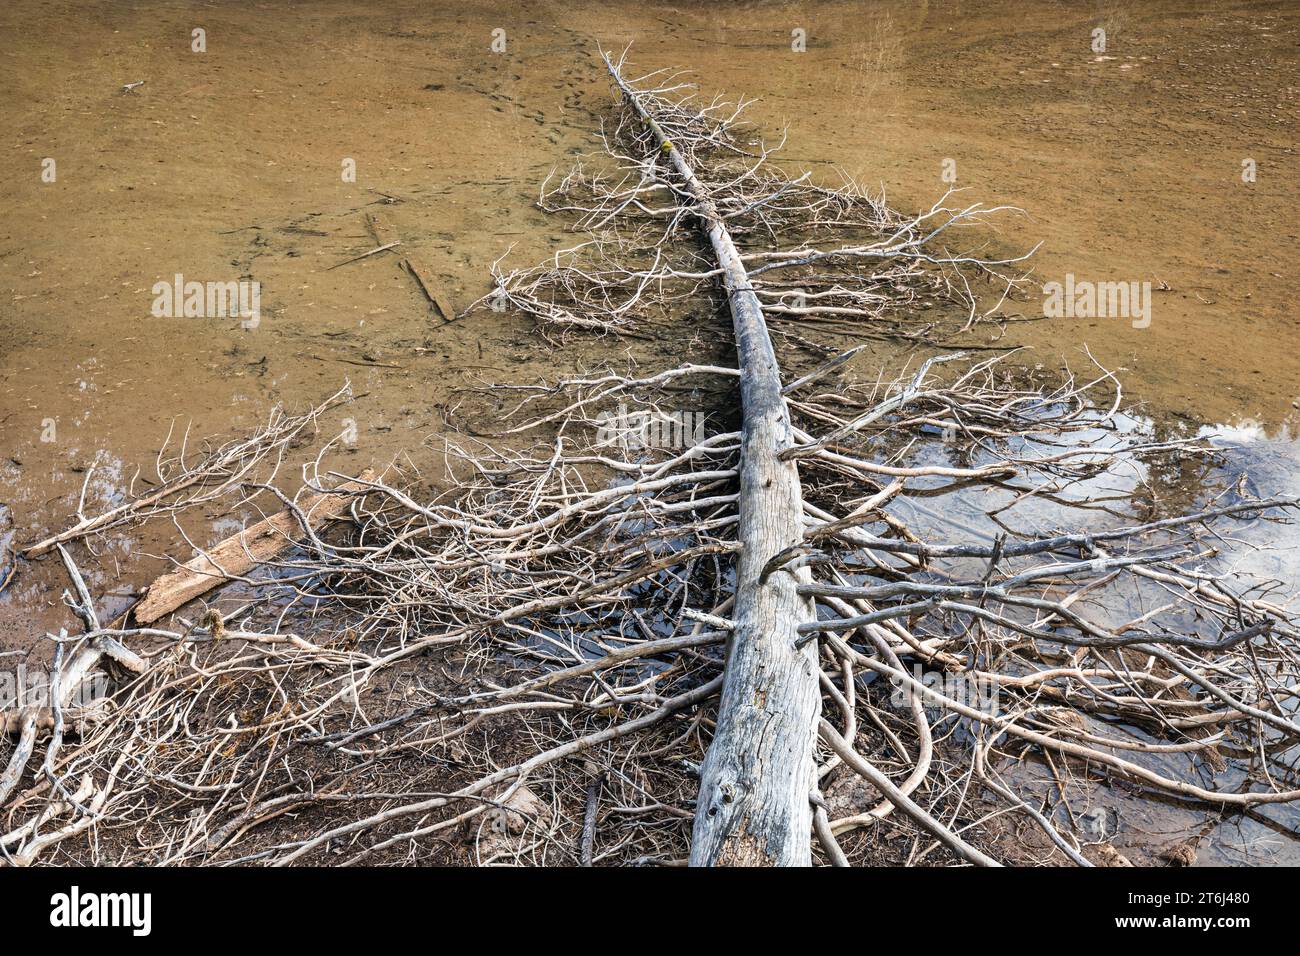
[2,56,1294,869]
[133,470,376,624]
[606,55,821,866]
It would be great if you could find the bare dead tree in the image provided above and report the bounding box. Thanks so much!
[2,53,1297,868]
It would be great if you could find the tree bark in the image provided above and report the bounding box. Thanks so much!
[605,55,821,866]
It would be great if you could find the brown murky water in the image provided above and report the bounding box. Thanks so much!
[1,0,1297,863]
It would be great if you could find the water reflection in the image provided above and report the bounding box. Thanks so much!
[881,411,1299,864]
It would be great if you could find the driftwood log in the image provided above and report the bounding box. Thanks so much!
[608,54,821,866]
[133,470,376,624]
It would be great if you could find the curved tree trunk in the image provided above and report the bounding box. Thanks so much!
[605,55,821,866]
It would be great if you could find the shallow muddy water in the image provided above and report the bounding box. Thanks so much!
[0,0,1296,863]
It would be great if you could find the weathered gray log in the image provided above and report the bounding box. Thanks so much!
[0,710,38,804]
[605,55,821,866]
